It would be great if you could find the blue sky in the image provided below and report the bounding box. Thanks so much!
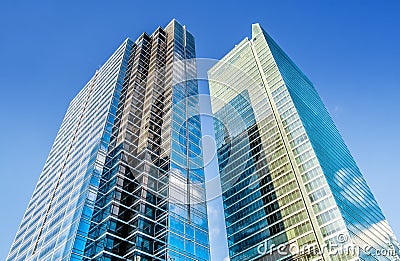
[1,1,399,260]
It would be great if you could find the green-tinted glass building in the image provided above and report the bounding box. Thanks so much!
[7,20,210,261]
[208,24,399,261]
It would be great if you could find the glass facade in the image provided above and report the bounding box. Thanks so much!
[208,24,399,261]
[7,19,209,261]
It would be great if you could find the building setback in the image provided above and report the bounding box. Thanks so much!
[7,20,210,261]
[7,20,400,261]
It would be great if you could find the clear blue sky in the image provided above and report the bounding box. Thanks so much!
[1,1,399,260]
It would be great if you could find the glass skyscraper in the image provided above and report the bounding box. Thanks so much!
[208,24,399,261]
[7,20,210,261]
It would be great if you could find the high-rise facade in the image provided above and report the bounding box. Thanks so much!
[208,24,400,261]
[8,20,210,261]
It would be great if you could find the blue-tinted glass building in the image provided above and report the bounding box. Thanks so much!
[208,23,399,261]
[7,19,210,261]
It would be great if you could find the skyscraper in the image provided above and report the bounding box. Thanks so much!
[7,20,210,261]
[208,24,400,261]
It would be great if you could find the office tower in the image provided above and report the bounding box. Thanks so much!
[8,19,210,261]
[208,23,399,261]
